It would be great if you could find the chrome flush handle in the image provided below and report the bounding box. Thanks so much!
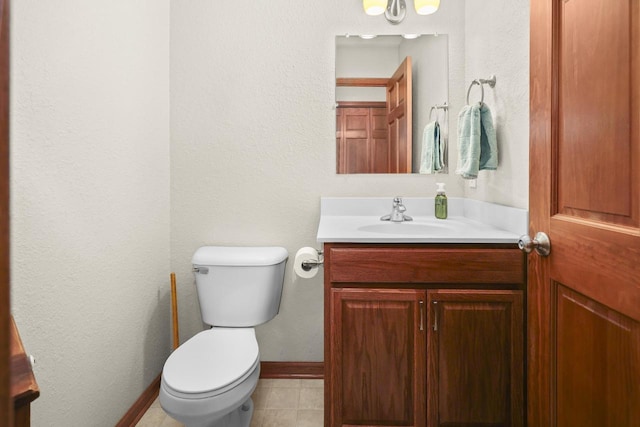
[518,232,551,257]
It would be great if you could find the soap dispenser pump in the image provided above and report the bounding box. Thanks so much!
[435,182,448,219]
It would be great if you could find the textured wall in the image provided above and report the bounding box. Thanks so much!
[463,0,530,208]
[9,2,529,424]
[10,1,170,426]
[170,0,481,362]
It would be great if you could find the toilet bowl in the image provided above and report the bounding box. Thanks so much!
[160,328,260,427]
[160,246,288,427]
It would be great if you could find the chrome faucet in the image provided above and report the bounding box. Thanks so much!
[380,197,413,222]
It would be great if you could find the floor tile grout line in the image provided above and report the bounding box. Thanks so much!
[143,379,323,427]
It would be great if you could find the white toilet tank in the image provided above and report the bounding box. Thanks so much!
[192,246,288,327]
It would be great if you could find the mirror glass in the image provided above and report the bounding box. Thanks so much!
[336,34,448,174]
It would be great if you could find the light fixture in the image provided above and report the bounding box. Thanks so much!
[385,0,406,25]
[414,0,440,15]
[364,0,440,23]
[363,0,387,16]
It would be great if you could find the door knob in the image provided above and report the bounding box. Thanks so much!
[518,232,551,257]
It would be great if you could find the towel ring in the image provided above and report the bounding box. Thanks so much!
[466,80,484,105]
[429,106,438,121]
[429,103,448,122]
[466,75,497,105]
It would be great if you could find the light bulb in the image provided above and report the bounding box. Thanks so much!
[363,0,387,16]
[414,0,440,15]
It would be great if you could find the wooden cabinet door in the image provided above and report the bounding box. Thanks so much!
[530,0,640,425]
[329,288,426,427]
[427,290,524,427]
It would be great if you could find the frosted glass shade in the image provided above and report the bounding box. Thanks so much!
[363,0,387,16]
[414,0,440,15]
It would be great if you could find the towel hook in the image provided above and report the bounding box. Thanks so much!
[466,75,496,105]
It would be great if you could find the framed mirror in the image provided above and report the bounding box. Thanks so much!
[335,34,448,174]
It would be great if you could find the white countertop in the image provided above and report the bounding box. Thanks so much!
[317,197,528,244]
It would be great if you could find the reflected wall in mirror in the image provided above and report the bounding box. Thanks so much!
[336,34,448,174]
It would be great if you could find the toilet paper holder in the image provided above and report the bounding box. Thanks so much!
[301,249,324,271]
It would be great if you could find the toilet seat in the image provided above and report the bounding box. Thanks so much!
[162,328,259,400]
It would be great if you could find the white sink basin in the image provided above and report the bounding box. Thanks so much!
[317,197,529,244]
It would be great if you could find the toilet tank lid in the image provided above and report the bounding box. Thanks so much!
[192,246,288,266]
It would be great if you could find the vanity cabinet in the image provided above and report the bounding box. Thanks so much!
[426,290,524,427]
[324,243,526,427]
[330,288,427,426]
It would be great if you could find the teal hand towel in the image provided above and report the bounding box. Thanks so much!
[478,103,498,170]
[456,103,498,179]
[419,121,443,174]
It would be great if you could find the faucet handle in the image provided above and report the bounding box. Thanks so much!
[381,196,411,222]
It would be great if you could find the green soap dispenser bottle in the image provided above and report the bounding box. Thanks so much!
[435,182,448,219]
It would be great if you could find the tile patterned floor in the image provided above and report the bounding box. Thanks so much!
[136,379,324,427]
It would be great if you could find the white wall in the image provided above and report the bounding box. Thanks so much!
[9,1,528,424]
[463,0,530,208]
[11,1,170,426]
[170,0,479,362]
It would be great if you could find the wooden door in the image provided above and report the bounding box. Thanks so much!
[427,290,524,427]
[386,56,412,173]
[329,288,426,427]
[529,0,640,425]
[370,107,389,173]
[336,107,370,173]
[0,0,10,423]
[336,105,388,173]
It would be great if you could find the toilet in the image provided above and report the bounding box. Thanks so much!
[160,246,288,427]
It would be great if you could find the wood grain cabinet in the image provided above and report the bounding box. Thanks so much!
[426,290,524,427]
[324,243,526,427]
[330,288,427,426]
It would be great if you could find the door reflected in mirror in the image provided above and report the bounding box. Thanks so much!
[335,34,448,174]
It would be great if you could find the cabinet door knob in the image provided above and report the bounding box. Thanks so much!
[518,232,551,257]
[419,300,424,331]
